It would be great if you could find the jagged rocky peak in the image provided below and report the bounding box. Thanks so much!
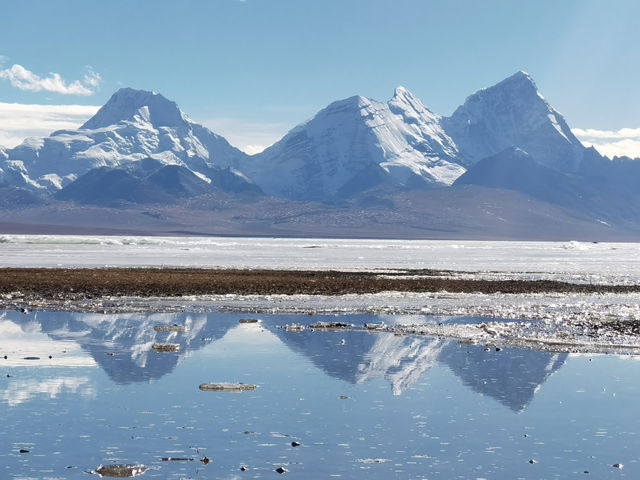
[81,87,189,130]
[388,85,434,117]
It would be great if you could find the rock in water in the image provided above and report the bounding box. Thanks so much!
[94,464,147,477]
[199,383,257,392]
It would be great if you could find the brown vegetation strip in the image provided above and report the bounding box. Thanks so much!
[0,268,639,298]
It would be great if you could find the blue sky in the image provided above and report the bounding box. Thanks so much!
[1,0,639,156]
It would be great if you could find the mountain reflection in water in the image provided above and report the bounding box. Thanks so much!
[2,311,566,411]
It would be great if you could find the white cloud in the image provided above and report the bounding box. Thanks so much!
[199,117,292,154]
[0,64,101,96]
[1,376,95,406]
[573,127,640,159]
[0,102,99,148]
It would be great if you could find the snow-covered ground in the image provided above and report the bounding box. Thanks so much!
[1,235,639,284]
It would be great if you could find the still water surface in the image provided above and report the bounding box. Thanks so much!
[1,311,639,478]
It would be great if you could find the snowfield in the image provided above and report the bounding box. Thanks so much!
[1,235,639,284]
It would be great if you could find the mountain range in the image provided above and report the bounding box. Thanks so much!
[1,71,639,240]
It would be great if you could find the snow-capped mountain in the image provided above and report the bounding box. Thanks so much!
[2,72,640,237]
[242,88,466,200]
[0,88,250,193]
[442,71,589,173]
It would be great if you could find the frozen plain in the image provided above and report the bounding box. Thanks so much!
[1,235,640,284]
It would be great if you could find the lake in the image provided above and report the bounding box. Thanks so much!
[2,310,639,478]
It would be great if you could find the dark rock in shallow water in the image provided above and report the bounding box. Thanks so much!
[94,464,147,477]
[153,324,186,332]
[152,343,180,352]
[199,382,257,392]
[309,321,352,329]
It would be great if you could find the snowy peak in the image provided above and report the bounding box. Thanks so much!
[493,70,538,94]
[1,87,249,193]
[443,71,588,172]
[310,95,374,123]
[246,89,466,200]
[389,85,432,117]
[81,88,189,130]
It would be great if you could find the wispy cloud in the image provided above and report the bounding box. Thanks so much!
[573,127,640,159]
[0,102,99,148]
[199,117,292,154]
[0,64,101,96]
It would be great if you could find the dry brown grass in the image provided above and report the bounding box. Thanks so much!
[0,268,638,298]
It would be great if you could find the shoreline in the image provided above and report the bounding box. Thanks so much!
[3,267,640,355]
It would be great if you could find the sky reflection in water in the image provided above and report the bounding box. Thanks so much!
[1,311,640,478]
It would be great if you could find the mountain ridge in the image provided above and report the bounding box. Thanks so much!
[1,71,640,239]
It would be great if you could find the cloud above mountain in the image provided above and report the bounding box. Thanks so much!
[572,127,640,159]
[0,102,99,147]
[0,64,101,96]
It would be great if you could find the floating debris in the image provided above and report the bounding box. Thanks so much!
[154,324,186,332]
[94,464,147,477]
[285,323,305,332]
[199,383,257,392]
[309,321,352,329]
[152,344,180,353]
[239,318,260,324]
